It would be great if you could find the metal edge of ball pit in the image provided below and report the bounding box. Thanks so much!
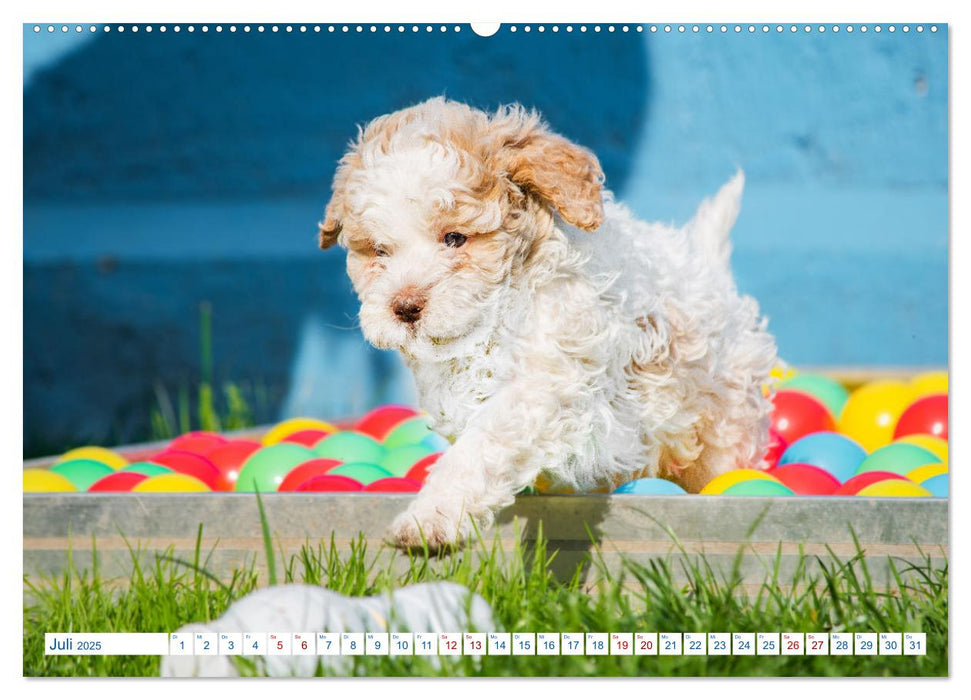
[23,493,947,588]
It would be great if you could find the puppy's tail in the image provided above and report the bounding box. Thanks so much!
[685,170,745,278]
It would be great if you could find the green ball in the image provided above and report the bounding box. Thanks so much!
[722,480,795,496]
[380,445,436,476]
[49,459,115,491]
[383,417,434,448]
[313,431,386,463]
[235,444,317,492]
[326,462,393,486]
[855,443,941,477]
[119,462,173,477]
[779,374,850,419]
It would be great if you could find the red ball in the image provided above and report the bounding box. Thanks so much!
[769,390,836,445]
[295,475,363,492]
[833,471,909,496]
[203,440,262,491]
[893,394,948,440]
[766,463,841,495]
[277,459,343,492]
[354,405,420,440]
[148,450,221,490]
[88,471,149,492]
[169,431,227,454]
[763,429,788,469]
[281,429,332,447]
[404,453,442,484]
[363,478,422,493]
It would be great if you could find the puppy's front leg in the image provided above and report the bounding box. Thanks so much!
[389,385,559,552]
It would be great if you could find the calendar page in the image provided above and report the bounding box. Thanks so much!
[21,7,949,682]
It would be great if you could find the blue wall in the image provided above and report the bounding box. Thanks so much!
[22,25,948,455]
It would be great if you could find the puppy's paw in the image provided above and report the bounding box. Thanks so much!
[388,502,472,554]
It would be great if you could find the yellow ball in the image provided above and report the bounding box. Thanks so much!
[131,473,211,492]
[837,380,914,452]
[906,463,948,484]
[23,469,78,492]
[909,371,948,399]
[261,417,340,446]
[700,469,781,495]
[895,434,948,466]
[55,446,128,470]
[856,480,932,497]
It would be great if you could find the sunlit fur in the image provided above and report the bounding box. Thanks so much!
[319,98,778,551]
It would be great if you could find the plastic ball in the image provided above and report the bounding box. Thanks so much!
[895,434,948,466]
[769,390,836,445]
[613,478,688,495]
[261,417,339,446]
[769,364,797,382]
[380,445,437,477]
[404,453,441,484]
[837,380,914,452]
[277,458,343,492]
[88,471,150,492]
[722,479,796,496]
[313,431,386,464]
[295,475,363,492]
[118,462,174,477]
[382,417,435,448]
[235,444,317,492]
[325,462,393,486]
[777,432,866,484]
[364,478,423,493]
[354,405,420,440]
[23,468,78,492]
[778,373,850,419]
[855,480,932,498]
[49,459,115,491]
[920,473,948,497]
[833,471,909,496]
[280,429,331,447]
[909,371,948,399]
[420,432,451,452]
[766,463,841,495]
[893,394,947,440]
[700,469,782,495]
[906,463,948,485]
[132,473,211,492]
[855,443,941,477]
[169,431,227,454]
[763,429,788,470]
[150,450,222,490]
[55,446,128,470]
[203,440,262,490]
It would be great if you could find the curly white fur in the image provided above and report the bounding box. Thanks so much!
[318,98,777,550]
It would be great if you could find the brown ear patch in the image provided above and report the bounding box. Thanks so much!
[494,113,605,231]
[318,200,342,250]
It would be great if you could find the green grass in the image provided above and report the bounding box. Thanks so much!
[23,517,947,678]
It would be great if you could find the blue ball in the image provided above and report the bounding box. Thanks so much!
[778,431,866,483]
[921,473,948,498]
[613,478,687,495]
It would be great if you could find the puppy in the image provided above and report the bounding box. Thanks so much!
[318,97,777,551]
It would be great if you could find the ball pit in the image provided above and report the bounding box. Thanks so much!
[26,370,948,499]
[769,390,835,445]
[777,432,866,484]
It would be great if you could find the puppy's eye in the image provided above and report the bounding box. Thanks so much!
[373,245,389,257]
[443,232,467,248]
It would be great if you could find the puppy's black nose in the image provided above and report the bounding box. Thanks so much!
[392,292,425,324]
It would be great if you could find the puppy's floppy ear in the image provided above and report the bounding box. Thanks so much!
[493,107,605,231]
[318,197,342,250]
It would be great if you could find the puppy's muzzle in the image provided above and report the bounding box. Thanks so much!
[392,290,426,324]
